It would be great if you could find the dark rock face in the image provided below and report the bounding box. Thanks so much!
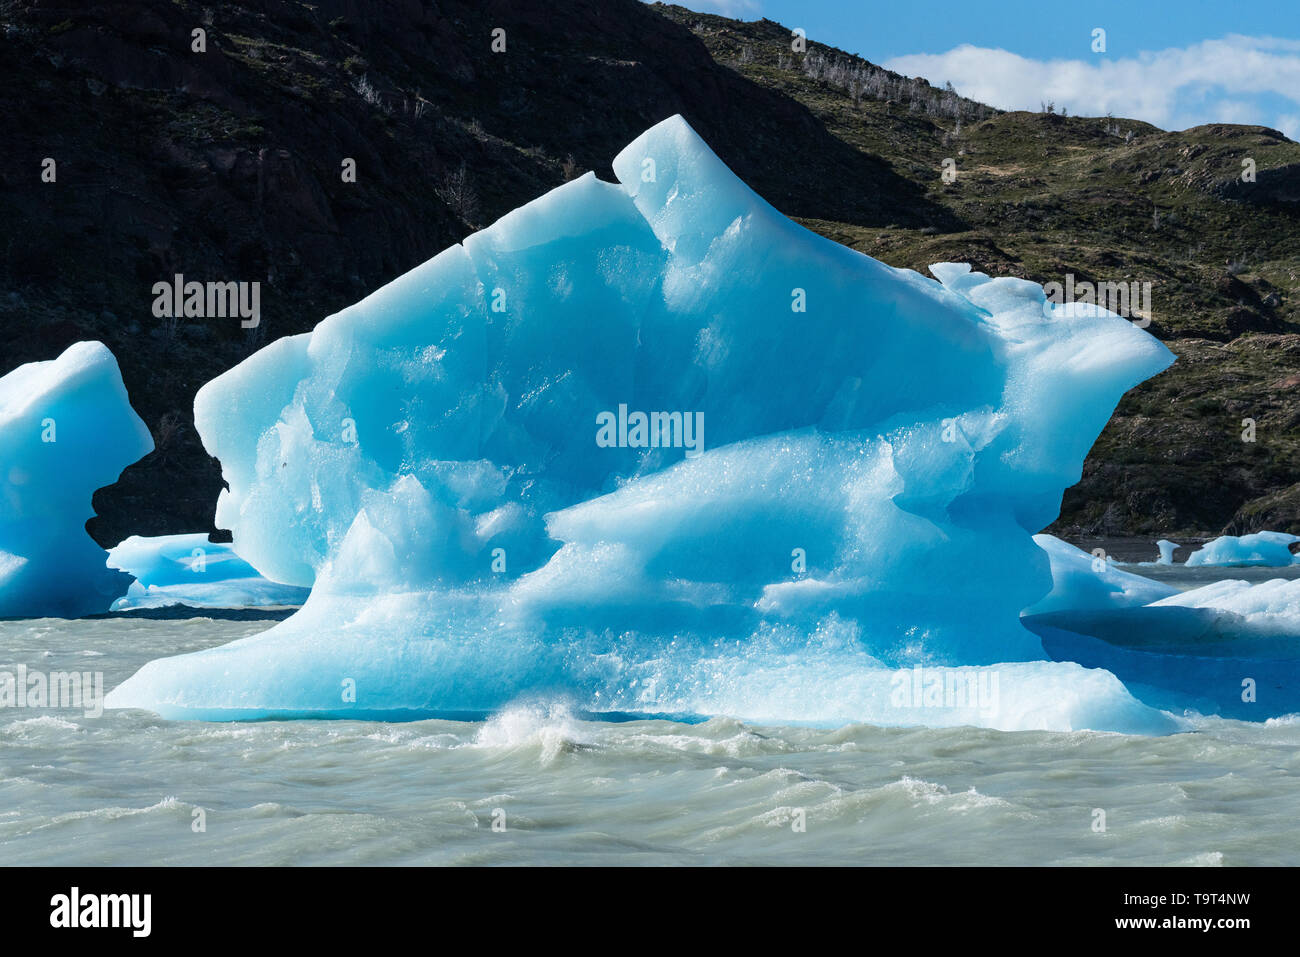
[1217,162,1300,205]
[3,0,955,546]
[1,0,1297,544]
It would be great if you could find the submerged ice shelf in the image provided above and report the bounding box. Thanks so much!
[0,342,152,618]
[107,115,1183,733]
[1024,536,1300,720]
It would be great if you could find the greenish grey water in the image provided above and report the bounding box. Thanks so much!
[1,615,1297,866]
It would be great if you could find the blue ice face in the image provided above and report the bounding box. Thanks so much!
[0,342,153,618]
[107,116,1181,732]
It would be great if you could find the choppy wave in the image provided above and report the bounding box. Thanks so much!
[1,617,1298,864]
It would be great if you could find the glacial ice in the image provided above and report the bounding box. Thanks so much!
[107,115,1180,732]
[1022,534,1177,615]
[1032,574,1300,720]
[1027,555,1300,720]
[0,342,153,618]
[1153,577,1300,632]
[107,533,310,610]
[1012,536,1300,719]
[1185,532,1300,567]
[1154,539,1179,565]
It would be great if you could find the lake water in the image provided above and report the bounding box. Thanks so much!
[3,608,1297,866]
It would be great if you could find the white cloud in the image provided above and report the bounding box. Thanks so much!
[884,35,1300,137]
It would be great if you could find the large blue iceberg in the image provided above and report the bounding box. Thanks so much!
[0,342,153,618]
[107,116,1179,732]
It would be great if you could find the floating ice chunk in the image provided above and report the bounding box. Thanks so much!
[110,532,264,586]
[1155,539,1179,565]
[1152,576,1300,629]
[0,342,152,618]
[107,533,309,610]
[108,117,1175,732]
[1185,532,1300,567]
[111,579,310,611]
[1022,534,1177,615]
[1030,573,1300,719]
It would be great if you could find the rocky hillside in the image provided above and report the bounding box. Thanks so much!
[1,0,1297,545]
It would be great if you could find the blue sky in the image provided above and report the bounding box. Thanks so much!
[660,0,1300,138]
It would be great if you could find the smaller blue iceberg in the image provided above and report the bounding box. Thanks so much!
[0,342,152,618]
[1185,532,1300,567]
[108,533,310,610]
